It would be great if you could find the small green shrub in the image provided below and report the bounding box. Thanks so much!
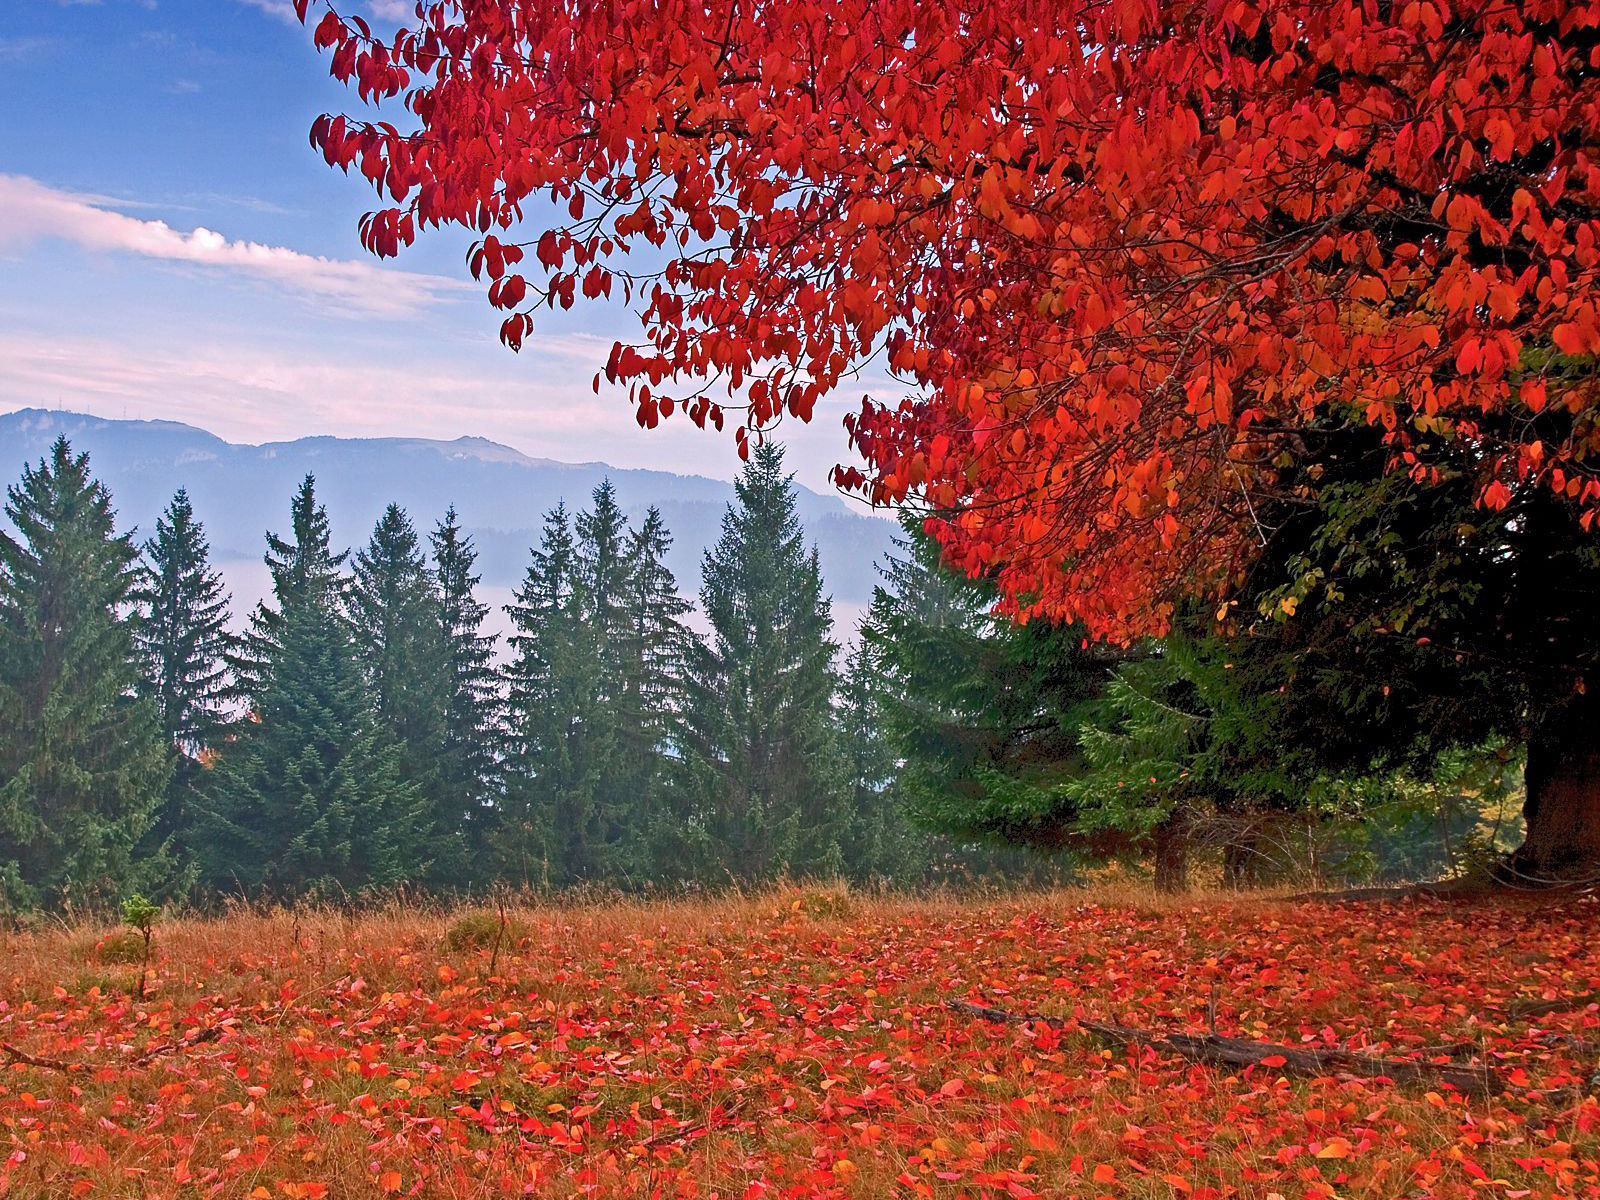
[443,910,524,952]
[122,893,160,933]
[778,888,852,919]
[95,929,147,964]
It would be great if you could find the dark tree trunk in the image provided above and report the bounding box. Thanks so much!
[1221,836,1263,889]
[1510,690,1600,883]
[1153,819,1189,893]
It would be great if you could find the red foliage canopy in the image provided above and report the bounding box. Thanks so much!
[297,0,1600,637]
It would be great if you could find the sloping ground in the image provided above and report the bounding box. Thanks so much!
[1,889,1597,1198]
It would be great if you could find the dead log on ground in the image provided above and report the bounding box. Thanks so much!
[945,998,1503,1098]
[1,1021,235,1075]
[1,1042,82,1073]
[1505,990,1600,1019]
[1283,882,1466,904]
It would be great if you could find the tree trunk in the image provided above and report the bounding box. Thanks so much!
[1222,837,1260,889]
[1510,689,1600,883]
[1152,819,1189,893]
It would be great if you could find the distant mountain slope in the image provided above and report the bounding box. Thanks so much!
[0,409,894,625]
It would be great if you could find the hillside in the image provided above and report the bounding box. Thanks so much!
[0,408,896,625]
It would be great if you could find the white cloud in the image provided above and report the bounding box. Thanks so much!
[0,174,467,317]
[0,37,55,59]
[235,0,415,23]
[0,330,876,496]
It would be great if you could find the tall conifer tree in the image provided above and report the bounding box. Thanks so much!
[202,477,425,897]
[614,506,692,869]
[230,473,348,699]
[674,443,845,880]
[349,504,460,879]
[571,481,638,879]
[834,635,923,881]
[0,439,168,908]
[862,516,1103,851]
[134,488,234,858]
[502,503,583,884]
[430,508,502,872]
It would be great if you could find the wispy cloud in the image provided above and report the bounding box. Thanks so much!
[235,0,415,24]
[0,174,468,317]
[0,330,867,493]
[0,36,56,60]
[0,330,686,448]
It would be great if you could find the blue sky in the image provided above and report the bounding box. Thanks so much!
[0,0,886,492]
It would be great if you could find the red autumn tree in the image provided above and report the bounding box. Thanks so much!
[295,0,1600,874]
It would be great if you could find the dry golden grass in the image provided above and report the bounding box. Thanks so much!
[1,885,1597,1199]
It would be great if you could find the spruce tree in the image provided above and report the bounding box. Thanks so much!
[134,488,234,859]
[841,611,1074,889]
[834,635,923,882]
[615,506,692,871]
[0,439,169,909]
[349,504,459,881]
[502,503,585,885]
[202,477,425,897]
[625,507,692,720]
[504,486,648,886]
[862,516,1103,851]
[571,481,638,880]
[674,442,845,881]
[430,508,503,873]
[230,473,348,699]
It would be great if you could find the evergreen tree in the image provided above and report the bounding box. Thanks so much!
[838,640,902,883]
[133,488,234,860]
[502,503,586,884]
[1052,645,1220,892]
[430,508,503,872]
[503,485,648,886]
[836,626,1066,888]
[835,635,915,881]
[350,504,460,881]
[614,506,693,871]
[571,480,641,880]
[863,512,1434,890]
[625,507,692,720]
[674,443,845,881]
[230,473,348,699]
[0,439,169,909]
[863,515,1104,850]
[202,477,425,897]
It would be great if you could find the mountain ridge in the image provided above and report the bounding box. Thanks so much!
[0,408,894,622]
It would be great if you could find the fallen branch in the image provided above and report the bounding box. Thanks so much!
[945,999,1503,1098]
[1505,991,1600,1020]
[1,1042,83,1073]
[1283,882,1465,904]
[130,1020,234,1065]
[634,1117,710,1150]
[1530,1031,1600,1056]
[1,1020,236,1075]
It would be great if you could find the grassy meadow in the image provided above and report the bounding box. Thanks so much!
[1,887,1597,1199]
